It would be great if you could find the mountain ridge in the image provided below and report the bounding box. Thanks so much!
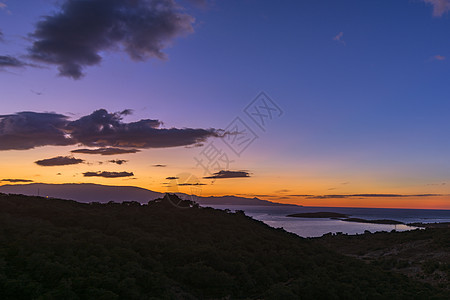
[0,183,299,207]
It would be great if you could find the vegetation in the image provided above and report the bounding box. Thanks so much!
[316,228,450,292]
[408,222,450,228]
[0,193,448,299]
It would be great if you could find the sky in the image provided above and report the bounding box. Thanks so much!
[1,0,450,209]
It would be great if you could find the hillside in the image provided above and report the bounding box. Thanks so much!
[316,228,450,291]
[0,193,447,299]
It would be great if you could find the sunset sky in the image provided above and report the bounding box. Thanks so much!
[1,0,450,209]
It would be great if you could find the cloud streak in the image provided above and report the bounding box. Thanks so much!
[71,147,140,155]
[83,171,134,178]
[0,109,221,151]
[35,156,84,166]
[306,193,442,199]
[204,170,251,179]
[28,0,195,79]
[1,179,34,183]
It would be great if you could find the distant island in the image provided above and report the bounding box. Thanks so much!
[0,183,299,207]
[341,217,404,225]
[287,211,404,225]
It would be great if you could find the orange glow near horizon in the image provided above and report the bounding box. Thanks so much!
[0,146,449,210]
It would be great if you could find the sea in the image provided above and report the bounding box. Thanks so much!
[205,205,450,238]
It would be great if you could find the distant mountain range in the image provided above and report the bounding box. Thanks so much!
[0,183,299,207]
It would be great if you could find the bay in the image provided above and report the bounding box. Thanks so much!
[206,205,450,237]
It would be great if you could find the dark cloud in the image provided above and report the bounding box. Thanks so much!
[204,170,251,179]
[0,109,221,151]
[71,147,140,155]
[66,109,221,148]
[178,182,206,186]
[0,112,72,150]
[109,159,127,165]
[0,55,27,68]
[83,171,134,178]
[29,0,195,79]
[35,156,84,166]
[1,179,34,183]
[0,30,3,42]
[166,176,179,180]
[153,164,167,167]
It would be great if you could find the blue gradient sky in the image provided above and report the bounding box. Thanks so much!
[1,0,450,208]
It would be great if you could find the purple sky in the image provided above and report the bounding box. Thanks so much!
[1,0,450,208]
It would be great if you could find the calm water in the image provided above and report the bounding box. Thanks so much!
[205,205,450,237]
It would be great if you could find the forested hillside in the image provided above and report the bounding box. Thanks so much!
[0,193,447,299]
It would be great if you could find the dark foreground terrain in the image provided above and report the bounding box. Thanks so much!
[316,227,450,292]
[0,193,448,299]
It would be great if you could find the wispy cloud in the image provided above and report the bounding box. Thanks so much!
[0,55,28,68]
[35,156,84,166]
[275,189,291,193]
[332,31,345,45]
[83,171,134,178]
[0,2,10,14]
[422,0,450,17]
[432,54,446,61]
